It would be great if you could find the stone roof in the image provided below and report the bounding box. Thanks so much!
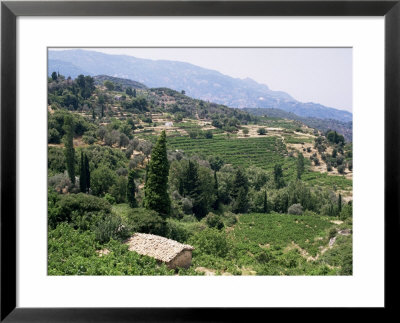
[125,233,194,263]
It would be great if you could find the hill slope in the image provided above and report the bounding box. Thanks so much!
[48,49,352,122]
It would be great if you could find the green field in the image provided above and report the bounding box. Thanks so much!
[189,212,352,276]
[167,134,352,190]
[168,135,287,171]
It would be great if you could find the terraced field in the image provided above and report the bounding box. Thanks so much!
[167,134,352,191]
[167,135,287,172]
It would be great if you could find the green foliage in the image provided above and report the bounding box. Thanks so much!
[257,127,267,135]
[205,213,224,230]
[91,165,117,196]
[297,153,305,179]
[190,228,230,258]
[288,203,303,215]
[144,131,171,218]
[104,80,115,91]
[326,130,345,145]
[274,164,285,189]
[63,114,75,184]
[48,223,174,275]
[48,193,112,229]
[340,202,352,220]
[127,170,137,207]
[48,147,66,175]
[125,208,166,236]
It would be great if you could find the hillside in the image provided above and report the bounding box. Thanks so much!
[48,49,352,122]
[47,73,353,276]
[244,107,353,142]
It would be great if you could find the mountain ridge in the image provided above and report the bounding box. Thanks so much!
[48,49,352,122]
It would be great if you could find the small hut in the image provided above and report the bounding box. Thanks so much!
[125,233,194,269]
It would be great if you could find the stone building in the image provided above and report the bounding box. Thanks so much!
[125,233,194,269]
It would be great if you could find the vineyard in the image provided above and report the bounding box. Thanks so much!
[168,135,287,172]
[189,212,352,276]
[167,134,352,190]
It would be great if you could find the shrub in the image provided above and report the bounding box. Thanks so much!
[82,135,96,145]
[337,164,346,174]
[48,128,61,144]
[104,193,116,205]
[181,197,193,215]
[165,219,190,243]
[222,211,237,227]
[257,128,267,135]
[91,213,129,243]
[288,203,303,215]
[190,228,229,258]
[205,212,224,230]
[340,203,352,220]
[126,208,166,236]
[49,193,112,229]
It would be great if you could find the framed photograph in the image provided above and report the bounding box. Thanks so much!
[1,0,399,321]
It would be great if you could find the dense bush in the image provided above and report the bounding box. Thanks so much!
[205,212,224,230]
[91,213,129,243]
[126,208,167,236]
[190,228,230,258]
[288,203,303,215]
[48,193,112,229]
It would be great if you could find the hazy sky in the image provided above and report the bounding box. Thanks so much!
[76,47,353,112]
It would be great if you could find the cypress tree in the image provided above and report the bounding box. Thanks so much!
[231,168,249,214]
[274,164,285,189]
[232,187,249,214]
[79,151,86,192]
[231,168,248,201]
[84,154,90,192]
[127,170,137,208]
[263,190,268,213]
[63,114,75,184]
[297,153,305,179]
[212,170,220,210]
[182,160,206,219]
[143,131,171,218]
[338,193,342,214]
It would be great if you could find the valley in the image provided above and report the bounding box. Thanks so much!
[47,72,352,276]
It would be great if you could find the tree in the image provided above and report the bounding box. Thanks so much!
[104,80,114,91]
[297,153,305,179]
[84,154,90,192]
[232,187,249,214]
[231,168,248,201]
[79,151,86,193]
[51,71,58,81]
[63,114,75,184]
[338,193,342,213]
[274,164,285,189]
[127,170,137,208]
[208,156,224,172]
[212,170,220,210]
[257,128,267,135]
[126,87,133,96]
[144,131,171,218]
[263,190,268,213]
[231,168,249,214]
[242,128,249,136]
[182,160,207,219]
[91,165,116,196]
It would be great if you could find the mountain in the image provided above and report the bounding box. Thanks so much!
[93,75,147,90]
[48,49,352,122]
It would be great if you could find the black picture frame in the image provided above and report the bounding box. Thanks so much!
[1,0,399,321]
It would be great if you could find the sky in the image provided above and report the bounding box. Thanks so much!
[66,47,353,112]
